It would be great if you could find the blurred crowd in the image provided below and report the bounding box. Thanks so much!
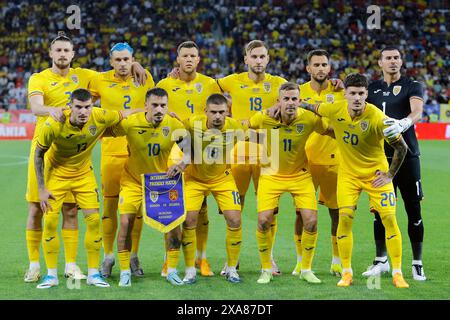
[0,0,448,111]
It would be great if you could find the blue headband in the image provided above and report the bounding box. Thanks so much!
[110,42,134,56]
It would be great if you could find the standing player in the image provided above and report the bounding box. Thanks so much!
[217,40,286,275]
[34,89,135,288]
[364,46,426,281]
[294,49,345,277]
[247,82,333,284]
[157,41,221,277]
[181,94,243,284]
[88,42,155,278]
[25,33,98,282]
[299,73,409,288]
[106,88,186,287]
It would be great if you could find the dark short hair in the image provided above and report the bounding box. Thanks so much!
[306,49,330,64]
[279,82,300,93]
[344,73,368,89]
[70,88,92,103]
[177,41,199,55]
[206,93,228,107]
[146,87,168,101]
[51,31,74,48]
[380,46,402,59]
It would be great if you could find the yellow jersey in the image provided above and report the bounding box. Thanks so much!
[157,73,221,121]
[217,72,287,120]
[108,113,185,183]
[184,115,243,182]
[37,107,122,179]
[316,101,401,179]
[28,67,98,144]
[302,80,345,165]
[249,110,327,178]
[88,69,155,156]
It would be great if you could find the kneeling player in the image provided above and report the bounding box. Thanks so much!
[181,94,243,284]
[247,82,332,284]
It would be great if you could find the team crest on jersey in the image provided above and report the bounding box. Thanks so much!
[263,82,271,93]
[393,86,402,96]
[162,126,170,137]
[296,124,304,133]
[169,190,178,201]
[195,83,203,93]
[326,94,335,103]
[88,125,97,136]
[150,191,159,203]
[71,75,79,84]
[360,120,369,132]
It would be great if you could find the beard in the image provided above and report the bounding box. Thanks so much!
[312,74,328,84]
[54,61,70,70]
[250,65,266,75]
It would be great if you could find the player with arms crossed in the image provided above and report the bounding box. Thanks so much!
[364,46,427,281]
[299,73,409,288]
[157,41,221,277]
[34,89,135,288]
[89,42,155,278]
[247,82,333,284]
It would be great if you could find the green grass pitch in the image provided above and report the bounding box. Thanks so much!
[0,140,449,300]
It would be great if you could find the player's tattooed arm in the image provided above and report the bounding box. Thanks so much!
[34,145,55,213]
[298,101,320,114]
[372,136,407,188]
[29,95,67,123]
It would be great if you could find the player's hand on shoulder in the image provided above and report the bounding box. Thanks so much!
[330,78,345,91]
[266,102,280,119]
[372,170,393,188]
[383,118,402,139]
[48,107,68,123]
[131,62,148,86]
[168,67,180,79]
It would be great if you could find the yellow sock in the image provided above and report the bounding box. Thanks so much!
[226,226,242,268]
[62,229,78,264]
[42,214,60,269]
[256,229,272,269]
[26,229,42,263]
[331,235,339,259]
[131,215,143,255]
[294,233,302,260]
[84,213,101,269]
[337,209,354,270]
[301,229,318,270]
[196,205,209,258]
[102,197,118,255]
[118,250,131,271]
[167,249,180,269]
[182,227,196,268]
[382,214,403,270]
[270,214,278,255]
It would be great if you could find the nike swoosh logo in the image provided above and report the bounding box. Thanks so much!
[231,241,242,246]
[305,247,314,251]
[337,235,347,240]
[137,130,147,134]
[240,85,248,89]
[45,236,55,242]
[337,118,345,122]
[374,89,382,93]
[172,88,181,92]
[259,248,268,252]
[94,237,103,243]
[51,82,58,86]
[387,235,397,240]
[413,219,422,226]
[182,242,192,247]
[273,126,280,129]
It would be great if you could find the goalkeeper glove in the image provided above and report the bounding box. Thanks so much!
[383,117,412,139]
